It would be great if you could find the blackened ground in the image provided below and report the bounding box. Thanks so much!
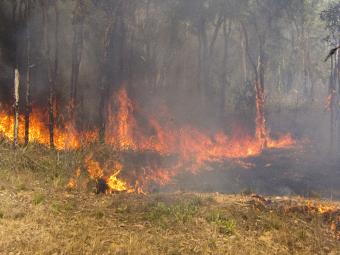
[162,146,340,200]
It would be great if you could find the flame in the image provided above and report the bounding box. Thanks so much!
[0,107,98,150]
[306,201,337,214]
[67,178,77,189]
[0,86,296,192]
[105,88,137,150]
[84,154,132,193]
[85,154,104,180]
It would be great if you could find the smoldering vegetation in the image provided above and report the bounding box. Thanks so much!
[0,0,339,197]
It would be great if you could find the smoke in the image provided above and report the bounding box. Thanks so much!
[0,0,339,197]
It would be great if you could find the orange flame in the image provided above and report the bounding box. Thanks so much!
[0,86,295,192]
[84,154,133,193]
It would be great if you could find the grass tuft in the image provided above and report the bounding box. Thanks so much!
[206,210,236,235]
[146,199,200,228]
[32,193,45,205]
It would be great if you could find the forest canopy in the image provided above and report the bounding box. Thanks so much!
[0,0,338,148]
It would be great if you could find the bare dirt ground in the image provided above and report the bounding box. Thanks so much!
[0,143,339,255]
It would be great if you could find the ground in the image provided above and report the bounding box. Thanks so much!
[0,142,339,254]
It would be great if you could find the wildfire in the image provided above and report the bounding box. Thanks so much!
[306,201,337,214]
[0,107,98,150]
[0,87,296,192]
[84,154,133,193]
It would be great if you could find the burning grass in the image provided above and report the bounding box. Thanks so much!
[0,86,296,194]
[0,143,339,254]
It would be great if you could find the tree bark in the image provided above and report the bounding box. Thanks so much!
[329,55,336,152]
[48,2,59,149]
[240,25,248,85]
[220,18,232,120]
[24,0,31,146]
[241,23,267,147]
[13,69,20,147]
[198,17,208,105]
[70,0,85,115]
[99,20,115,143]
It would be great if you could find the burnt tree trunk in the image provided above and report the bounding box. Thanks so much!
[338,41,340,153]
[241,23,267,148]
[256,35,267,147]
[220,18,232,121]
[99,2,123,143]
[99,18,115,143]
[240,24,248,85]
[70,0,85,116]
[329,55,336,152]
[50,2,59,149]
[24,0,31,146]
[198,17,209,105]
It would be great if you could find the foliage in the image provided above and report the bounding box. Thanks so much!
[320,2,340,44]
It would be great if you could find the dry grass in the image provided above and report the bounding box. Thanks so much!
[0,142,339,255]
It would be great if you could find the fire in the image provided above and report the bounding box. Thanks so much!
[306,201,337,214]
[0,86,296,192]
[105,88,137,150]
[267,134,295,148]
[84,154,133,193]
[67,178,77,189]
[0,107,98,150]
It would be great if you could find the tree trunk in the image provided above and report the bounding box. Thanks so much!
[241,23,267,147]
[337,39,340,154]
[13,69,20,147]
[220,18,231,121]
[240,25,248,85]
[47,2,59,149]
[255,36,267,148]
[329,55,336,152]
[70,0,85,115]
[99,20,114,143]
[198,17,208,105]
[24,0,31,146]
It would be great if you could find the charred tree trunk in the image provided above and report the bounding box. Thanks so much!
[329,55,336,153]
[24,0,31,146]
[42,1,52,148]
[255,37,267,148]
[241,23,267,148]
[240,25,248,85]
[70,0,85,116]
[99,2,123,143]
[220,18,231,121]
[13,69,20,147]
[99,20,115,143]
[198,17,209,105]
[338,42,340,154]
[50,3,59,149]
[331,54,335,152]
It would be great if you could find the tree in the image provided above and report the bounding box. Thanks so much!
[24,0,31,146]
[321,2,340,153]
[70,0,86,114]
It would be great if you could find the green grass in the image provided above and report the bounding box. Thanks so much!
[32,193,45,205]
[206,210,236,234]
[146,198,200,228]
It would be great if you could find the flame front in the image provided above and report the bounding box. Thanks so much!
[0,87,295,192]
